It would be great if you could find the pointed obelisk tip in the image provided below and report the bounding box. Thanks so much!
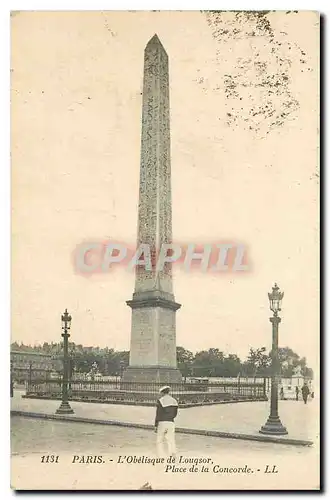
[148,33,161,44]
[146,33,166,52]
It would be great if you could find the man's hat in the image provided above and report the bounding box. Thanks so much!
[159,385,170,393]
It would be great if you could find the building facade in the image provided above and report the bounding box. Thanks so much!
[11,350,60,383]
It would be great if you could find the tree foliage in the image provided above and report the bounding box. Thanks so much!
[11,341,313,378]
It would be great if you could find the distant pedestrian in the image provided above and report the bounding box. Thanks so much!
[295,386,299,401]
[301,383,310,404]
[280,387,284,400]
[155,386,178,457]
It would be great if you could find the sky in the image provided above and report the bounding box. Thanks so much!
[11,11,319,370]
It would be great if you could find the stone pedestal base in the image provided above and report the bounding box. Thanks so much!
[259,415,288,435]
[122,366,182,384]
[55,401,74,415]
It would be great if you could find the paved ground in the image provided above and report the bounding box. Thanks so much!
[11,389,319,442]
[11,416,319,491]
[11,416,302,456]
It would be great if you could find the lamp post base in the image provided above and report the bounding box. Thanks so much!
[56,401,74,415]
[259,416,288,435]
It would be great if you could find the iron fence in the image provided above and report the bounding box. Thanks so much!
[26,377,266,401]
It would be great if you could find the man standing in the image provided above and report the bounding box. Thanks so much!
[301,382,310,404]
[295,386,299,401]
[155,386,178,457]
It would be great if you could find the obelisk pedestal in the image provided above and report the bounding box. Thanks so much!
[123,35,182,384]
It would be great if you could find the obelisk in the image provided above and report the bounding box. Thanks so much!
[123,34,182,383]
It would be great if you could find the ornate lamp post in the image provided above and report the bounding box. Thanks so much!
[28,361,33,387]
[56,309,74,414]
[259,284,288,435]
[119,360,125,379]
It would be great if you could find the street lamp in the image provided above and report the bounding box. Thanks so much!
[259,284,287,435]
[56,309,74,414]
[120,360,125,379]
[29,361,33,387]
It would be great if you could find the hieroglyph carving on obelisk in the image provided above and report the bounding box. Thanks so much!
[124,34,182,383]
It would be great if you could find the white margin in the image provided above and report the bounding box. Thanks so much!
[2,2,326,499]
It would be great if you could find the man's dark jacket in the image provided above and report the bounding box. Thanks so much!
[155,394,178,427]
[301,385,310,397]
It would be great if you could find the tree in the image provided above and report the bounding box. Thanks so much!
[278,347,302,377]
[193,348,226,377]
[176,346,194,380]
[10,340,314,381]
[244,347,271,377]
[176,346,194,365]
[222,354,241,377]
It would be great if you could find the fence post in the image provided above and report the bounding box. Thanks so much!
[28,361,32,387]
